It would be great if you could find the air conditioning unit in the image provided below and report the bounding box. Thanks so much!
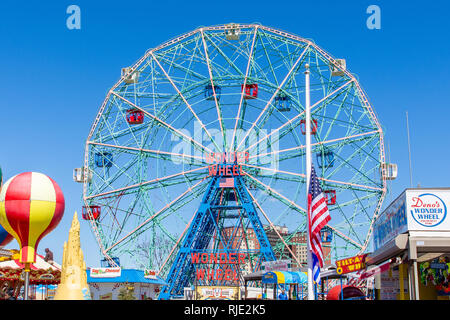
[225,24,240,40]
[381,163,398,180]
[73,167,93,183]
[121,67,139,84]
[331,59,346,76]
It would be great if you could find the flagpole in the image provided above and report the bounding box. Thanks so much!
[304,63,314,300]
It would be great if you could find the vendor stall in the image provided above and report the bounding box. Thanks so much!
[87,268,167,300]
[366,188,450,300]
[243,270,307,300]
[261,271,307,300]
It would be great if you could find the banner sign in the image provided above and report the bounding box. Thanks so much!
[261,259,291,272]
[191,252,246,283]
[195,286,240,300]
[335,254,367,275]
[358,260,390,281]
[373,194,407,251]
[90,267,121,278]
[144,269,158,279]
[407,191,449,230]
[373,189,450,251]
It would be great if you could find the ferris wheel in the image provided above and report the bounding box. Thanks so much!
[76,23,393,278]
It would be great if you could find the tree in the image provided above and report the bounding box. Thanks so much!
[136,233,174,270]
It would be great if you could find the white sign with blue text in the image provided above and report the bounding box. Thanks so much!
[406,190,450,231]
[373,189,450,251]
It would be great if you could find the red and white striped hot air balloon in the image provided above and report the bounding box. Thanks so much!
[0,172,65,264]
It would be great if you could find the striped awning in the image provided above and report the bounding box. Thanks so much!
[262,271,307,284]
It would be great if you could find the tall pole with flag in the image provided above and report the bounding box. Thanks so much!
[304,63,314,300]
[305,63,332,300]
[307,165,331,299]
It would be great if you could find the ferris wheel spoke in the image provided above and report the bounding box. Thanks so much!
[242,163,383,194]
[325,135,382,187]
[230,26,259,150]
[104,177,209,254]
[334,207,369,247]
[86,165,208,200]
[316,85,353,142]
[94,102,123,146]
[246,186,303,267]
[88,141,206,166]
[361,194,386,253]
[149,51,222,152]
[236,44,311,151]
[200,32,245,77]
[256,32,283,87]
[85,24,387,272]
[158,206,199,276]
[244,172,306,215]
[88,148,149,197]
[257,29,307,83]
[111,91,213,156]
[241,79,354,154]
[247,130,381,179]
[350,189,378,224]
[326,225,363,250]
[200,29,227,151]
[151,53,207,83]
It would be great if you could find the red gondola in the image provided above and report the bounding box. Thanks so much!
[323,190,336,205]
[241,83,258,99]
[300,119,318,135]
[82,205,101,220]
[126,108,144,125]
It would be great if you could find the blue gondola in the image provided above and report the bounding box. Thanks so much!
[321,226,333,243]
[275,94,290,112]
[204,84,221,101]
[100,257,121,267]
[316,150,334,168]
[95,152,113,168]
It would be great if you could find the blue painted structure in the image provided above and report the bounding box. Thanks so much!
[158,165,276,300]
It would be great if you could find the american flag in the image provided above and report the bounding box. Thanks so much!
[219,177,235,188]
[308,165,331,283]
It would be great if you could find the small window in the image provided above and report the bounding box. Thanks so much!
[95,152,113,168]
[82,205,101,220]
[241,83,258,99]
[126,108,144,125]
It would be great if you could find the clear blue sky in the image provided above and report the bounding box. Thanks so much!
[0,0,449,267]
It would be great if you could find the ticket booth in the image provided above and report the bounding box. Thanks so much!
[366,188,450,300]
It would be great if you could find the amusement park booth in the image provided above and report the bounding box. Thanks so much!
[242,270,307,300]
[86,268,167,300]
[261,270,307,299]
[366,188,450,300]
[318,266,373,300]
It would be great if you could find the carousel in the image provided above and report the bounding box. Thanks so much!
[0,248,61,300]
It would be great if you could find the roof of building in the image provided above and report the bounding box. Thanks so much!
[0,250,61,271]
[86,268,167,285]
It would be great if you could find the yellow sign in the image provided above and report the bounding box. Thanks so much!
[336,254,367,275]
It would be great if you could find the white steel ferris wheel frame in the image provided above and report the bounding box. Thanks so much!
[81,23,388,269]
